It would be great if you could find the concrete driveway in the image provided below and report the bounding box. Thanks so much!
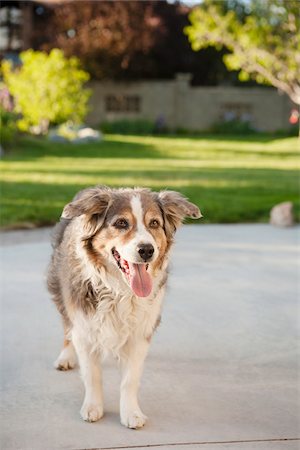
[0,225,299,450]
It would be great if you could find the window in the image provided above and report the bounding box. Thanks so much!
[105,95,141,113]
[220,102,252,122]
[0,6,22,52]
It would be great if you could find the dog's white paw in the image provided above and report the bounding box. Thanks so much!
[121,409,147,429]
[80,402,104,422]
[54,346,77,371]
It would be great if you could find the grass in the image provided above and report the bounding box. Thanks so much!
[0,133,299,228]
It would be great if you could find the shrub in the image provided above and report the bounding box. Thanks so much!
[0,84,18,145]
[273,126,299,137]
[1,49,91,134]
[101,119,155,135]
[0,108,18,145]
[211,119,257,135]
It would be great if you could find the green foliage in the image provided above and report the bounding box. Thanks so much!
[52,122,78,141]
[0,109,18,145]
[185,0,300,105]
[1,49,91,133]
[0,83,18,145]
[210,119,256,135]
[101,119,155,135]
[273,126,299,138]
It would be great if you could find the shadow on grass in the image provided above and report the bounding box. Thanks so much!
[3,134,297,163]
[220,148,298,158]
[154,133,295,143]
[6,165,300,180]
[3,136,160,162]
[1,165,299,227]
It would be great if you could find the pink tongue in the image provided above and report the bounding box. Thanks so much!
[128,262,152,297]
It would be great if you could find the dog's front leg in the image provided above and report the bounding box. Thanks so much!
[72,327,103,422]
[120,338,150,429]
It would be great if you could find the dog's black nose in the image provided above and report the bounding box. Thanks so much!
[138,244,154,262]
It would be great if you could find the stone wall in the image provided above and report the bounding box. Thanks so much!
[86,74,293,132]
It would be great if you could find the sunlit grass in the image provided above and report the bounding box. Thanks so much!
[0,134,299,228]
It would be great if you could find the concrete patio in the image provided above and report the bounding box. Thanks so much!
[0,224,299,450]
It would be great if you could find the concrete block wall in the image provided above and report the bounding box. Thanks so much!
[86,74,293,132]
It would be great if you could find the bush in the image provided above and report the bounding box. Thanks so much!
[0,108,18,145]
[1,49,91,134]
[273,125,299,137]
[211,119,257,135]
[101,119,155,135]
[0,85,18,145]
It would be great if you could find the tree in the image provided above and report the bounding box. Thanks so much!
[33,1,161,80]
[31,0,234,85]
[185,0,300,105]
[2,49,90,133]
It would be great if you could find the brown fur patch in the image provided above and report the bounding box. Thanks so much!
[83,237,105,269]
[63,338,71,348]
[146,314,162,342]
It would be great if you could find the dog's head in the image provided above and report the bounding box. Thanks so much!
[62,186,202,297]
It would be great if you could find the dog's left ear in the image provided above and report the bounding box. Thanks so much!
[158,190,202,236]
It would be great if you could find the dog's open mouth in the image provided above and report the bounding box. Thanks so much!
[112,248,152,298]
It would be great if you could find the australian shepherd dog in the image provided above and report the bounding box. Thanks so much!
[47,186,201,428]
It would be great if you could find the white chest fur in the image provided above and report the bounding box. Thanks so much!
[73,286,165,359]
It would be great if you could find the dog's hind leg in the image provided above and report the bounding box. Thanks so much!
[54,336,77,371]
[48,271,77,371]
[54,318,77,371]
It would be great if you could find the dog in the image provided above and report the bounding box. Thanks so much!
[47,186,201,428]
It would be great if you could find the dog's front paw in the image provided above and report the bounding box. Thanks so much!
[80,402,104,422]
[121,409,147,429]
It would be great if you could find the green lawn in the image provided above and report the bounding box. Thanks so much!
[0,134,299,228]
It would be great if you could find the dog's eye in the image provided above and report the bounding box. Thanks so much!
[149,219,160,229]
[114,218,129,229]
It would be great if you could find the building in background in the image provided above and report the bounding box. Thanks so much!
[87,74,292,132]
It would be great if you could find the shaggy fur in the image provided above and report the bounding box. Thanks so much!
[47,186,201,428]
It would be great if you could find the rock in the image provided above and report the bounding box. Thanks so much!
[47,124,102,143]
[77,127,101,140]
[72,128,102,143]
[270,201,294,227]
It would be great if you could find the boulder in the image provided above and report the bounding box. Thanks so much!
[72,128,102,143]
[48,124,102,143]
[270,201,294,227]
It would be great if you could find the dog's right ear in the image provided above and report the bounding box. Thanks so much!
[61,186,112,236]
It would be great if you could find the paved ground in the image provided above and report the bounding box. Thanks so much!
[0,225,299,450]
